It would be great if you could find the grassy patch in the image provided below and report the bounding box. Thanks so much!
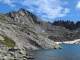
[0,15,6,20]
[0,35,15,48]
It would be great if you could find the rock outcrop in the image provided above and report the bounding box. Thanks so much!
[1,8,80,60]
[0,8,59,49]
[0,8,61,60]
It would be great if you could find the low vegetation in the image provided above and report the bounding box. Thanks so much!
[0,35,15,48]
[0,14,6,21]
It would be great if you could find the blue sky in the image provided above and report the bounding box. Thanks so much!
[0,0,80,22]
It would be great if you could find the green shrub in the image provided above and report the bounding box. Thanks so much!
[0,35,15,48]
[0,15,6,21]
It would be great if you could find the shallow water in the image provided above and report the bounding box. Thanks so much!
[33,44,80,60]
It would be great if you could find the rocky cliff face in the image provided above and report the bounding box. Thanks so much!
[0,8,80,60]
[0,9,61,60]
[0,9,59,50]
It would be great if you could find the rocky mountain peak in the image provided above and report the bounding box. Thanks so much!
[5,8,38,26]
[1,8,80,60]
[7,8,28,18]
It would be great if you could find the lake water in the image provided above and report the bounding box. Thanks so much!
[33,44,80,60]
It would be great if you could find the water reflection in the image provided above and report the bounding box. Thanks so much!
[33,44,80,60]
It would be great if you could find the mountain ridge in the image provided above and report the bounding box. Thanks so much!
[0,8,80,60]
[0,8,59,50]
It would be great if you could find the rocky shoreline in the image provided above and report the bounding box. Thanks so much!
[0,45,34,60]
[1,8,80,60]
[0,9,62,60]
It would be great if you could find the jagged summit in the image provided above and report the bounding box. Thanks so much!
[0,8,80,50]
[6,8,36,19]
[0,8,59,51]
[0,7,80,60]
[3,8,39,27]
[6,9,27,19]
[6,8,41,24]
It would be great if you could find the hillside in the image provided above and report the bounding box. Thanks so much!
[0,8,80,60]
[0,9,60,60]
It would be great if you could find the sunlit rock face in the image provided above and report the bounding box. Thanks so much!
[0,8,80,59]
[0,8,80,52]
[0,8,59,51]
[1,8,80,51]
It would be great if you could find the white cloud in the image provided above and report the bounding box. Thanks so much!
[59,8,70,17]
[0,0,15,7]
[76,1,80,9]
[22,0,70,21]
[0,0,70,21]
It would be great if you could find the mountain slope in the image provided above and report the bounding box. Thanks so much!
[0,9,59,50]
